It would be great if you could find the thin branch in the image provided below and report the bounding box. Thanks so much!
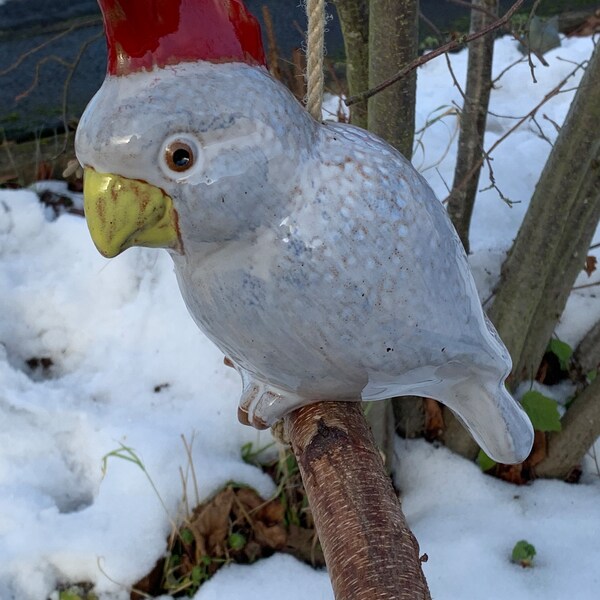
[530,116,554,146]
[444,52,467,101]
[347,0,526,106]
[58,30,104,155]
[0,17,101,77]
[542,113,560,133]
[492,56,527,85]
[418,11,442,38]
[480,154,517,207]
[448,0,549,70]
[445,60,586,201]
[572,280,600,291]
[15,55,71,102]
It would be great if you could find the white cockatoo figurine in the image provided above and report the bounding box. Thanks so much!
[76,0,533,463]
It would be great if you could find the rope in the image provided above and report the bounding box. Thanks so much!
[305,0,325,121]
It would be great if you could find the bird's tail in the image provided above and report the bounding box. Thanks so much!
[439,374,534,464]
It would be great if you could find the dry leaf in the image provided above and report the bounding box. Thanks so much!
[528,431,547,468]
[285,524,325,567]
[189,486,235,558]
[585,255,597,277]
[423,398,444,441]
[253,521,287,549]
[256,499,285,525]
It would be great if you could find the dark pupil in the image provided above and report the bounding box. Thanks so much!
[173,148,191,167]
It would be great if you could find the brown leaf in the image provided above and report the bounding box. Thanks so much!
[244,540,263,562]
[256,499,285,525]
[423,398,444,441]
[527,431,547,468]
[496,462,526,485]
[235,487,263,511]
[585,255,597,277]
[189,486,235,558]
[285,524,325,567]
[131,559,163,600]
[253,521,287,549]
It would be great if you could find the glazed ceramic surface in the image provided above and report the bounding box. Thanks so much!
[76,59,534,463]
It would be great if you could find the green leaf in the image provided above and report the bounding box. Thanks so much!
[477,449,497,471]
[548,339,573,371]
[191,565,205,584]
[521,391,562,432]
[511,540,536,567]
[228,532,246,550]
[180,527,194,545]
[59,593,84,600]
[587,369,597,383]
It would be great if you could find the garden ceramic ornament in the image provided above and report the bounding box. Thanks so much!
[76,0,534,464]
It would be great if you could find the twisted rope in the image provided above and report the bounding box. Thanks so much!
[305,0,325,121]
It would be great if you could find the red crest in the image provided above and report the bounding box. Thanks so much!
[97,0,266,76]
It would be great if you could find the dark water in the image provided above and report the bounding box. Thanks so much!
[0,0,596,140]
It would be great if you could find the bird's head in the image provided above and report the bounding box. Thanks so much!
[76,0,316,258]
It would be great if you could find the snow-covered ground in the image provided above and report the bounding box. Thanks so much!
[1,35,599,600]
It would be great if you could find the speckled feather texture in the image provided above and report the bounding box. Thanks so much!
[76,61,533,463]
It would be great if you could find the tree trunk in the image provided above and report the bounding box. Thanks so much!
[447,0,498,253]
[367,0,418,158]
[332,0,369,129]
[285,401,431,600]
[535,377,600,479]
[442,40,600,466]
[367,0,420,454]
[574,319,600,377]
[365,399,397,473]
[489,43,600,386]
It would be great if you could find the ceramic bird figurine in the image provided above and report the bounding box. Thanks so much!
[76,0,533,464]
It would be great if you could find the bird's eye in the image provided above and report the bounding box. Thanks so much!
[165,141,194,172]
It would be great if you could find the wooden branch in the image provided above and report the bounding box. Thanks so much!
[285,401,431,600]
[447,0,498,253]
[489,44,600,385]
[535,377,600,479]
[346,0,525,106]
[574,319,600,376]
[368,0,419,158]
[331,0,369,128]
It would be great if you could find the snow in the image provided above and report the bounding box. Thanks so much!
[0,35,599,599]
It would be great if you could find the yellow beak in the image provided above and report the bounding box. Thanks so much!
[82,167,182,258]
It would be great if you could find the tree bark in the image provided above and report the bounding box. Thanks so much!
[442,38,600,466]
[489,42,600,386]
[285,401,431,600]
[332,0,369,129]
[574,319,600,376]
[365,399,397,473]
[367,0,418,158]
[447,0,498,253]
[535,377,600,479]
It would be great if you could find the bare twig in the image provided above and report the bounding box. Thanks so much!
[444,52,467,101]
[492,56,528,85]
[15,55,71,102]
[447,0,549,70]
[530,116,554,146]
[0,17,100,78]
[58,31,104,155]
[522,0,546,81]
[542,113,561,133]
[347,0,526,106]
[572,280,600,291]
[480,154,517,207]
[446,60,586,201]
